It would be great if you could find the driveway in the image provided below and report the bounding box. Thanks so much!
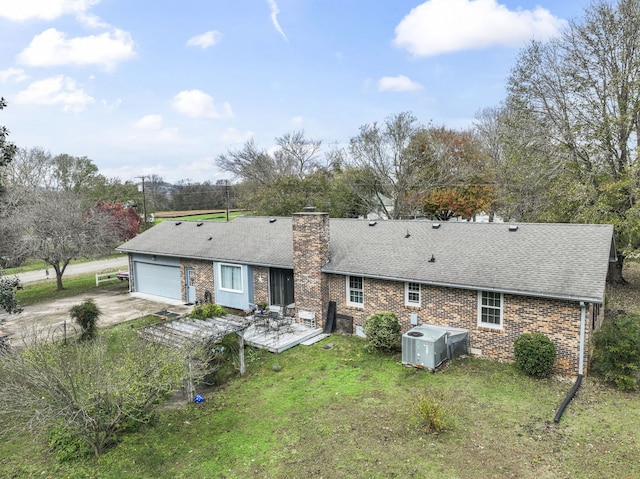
[0,288,193,347]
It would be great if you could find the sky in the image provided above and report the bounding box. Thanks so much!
[0,0,592,184]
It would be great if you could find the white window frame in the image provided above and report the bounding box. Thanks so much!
[405,282,421,307]
[477,290,503,329]
[346,276,364,307]
[219,263,243,293]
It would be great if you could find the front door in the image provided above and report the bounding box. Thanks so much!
[269,268,294,307]
[186,268,196,304]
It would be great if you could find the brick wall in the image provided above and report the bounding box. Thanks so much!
[292,210,330,326]
[253,266,270,307]
[180,259,215,303]
[327,273,589,376]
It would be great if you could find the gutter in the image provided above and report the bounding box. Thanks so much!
[554,301,587,423]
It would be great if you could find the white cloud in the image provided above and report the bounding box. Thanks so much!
[134,114,164,130]
[291,116,304,126]
[394,0,566,57]
[0,68,28,83]
[0,0,100,21]
[187,30,223,49]
[220,127,254,143]
[14,75,94,112]
[172,89,233,119]
[378,75,423,92]
[267,0,288,41]
[18,28,135,70]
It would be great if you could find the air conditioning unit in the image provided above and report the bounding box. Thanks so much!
[402,325,448,370]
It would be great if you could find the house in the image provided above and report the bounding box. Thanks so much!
[116,208,616,376]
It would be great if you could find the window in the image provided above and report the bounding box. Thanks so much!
[478,291,503,328]
[219,264,242,292]
[347,276,364,307]
[405,282,421,306]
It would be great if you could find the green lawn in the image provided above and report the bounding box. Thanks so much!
[154,211,245,224]
[0,333,638,479]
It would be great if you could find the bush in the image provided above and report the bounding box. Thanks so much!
[69,298,101,341]
[412,392,451,434]
[513,333,557,378]
[591,314,640,391]
[47,424,91,463]
[363,311,401,353]
[191,302,227,319]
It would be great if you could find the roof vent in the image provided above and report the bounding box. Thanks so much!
[369,220,377,227]
[508,225,519,232]
[269,218,277,223]
[405,230,411,239]
[197,222,203,226]
[208,235,212,241]
[428,254,436,263]
[432,223,441,229]
[175,221,182,226]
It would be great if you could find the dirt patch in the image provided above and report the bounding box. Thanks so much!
[0,288,193,346]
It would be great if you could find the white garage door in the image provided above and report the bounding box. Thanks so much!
[134,262,181,300]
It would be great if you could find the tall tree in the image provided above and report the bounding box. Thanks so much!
[348,113,469,219]
[505,0,640,283]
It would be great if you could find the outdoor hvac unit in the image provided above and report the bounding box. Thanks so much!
[402,324,469,370]
[402,325,448,370]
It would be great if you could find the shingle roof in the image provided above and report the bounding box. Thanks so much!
[117,216,614,303]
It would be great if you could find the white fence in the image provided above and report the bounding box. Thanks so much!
[95,271,120,286]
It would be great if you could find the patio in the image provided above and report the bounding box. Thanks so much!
[139,312,324,354]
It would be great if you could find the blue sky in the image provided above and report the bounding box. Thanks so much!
[0,0,590,184]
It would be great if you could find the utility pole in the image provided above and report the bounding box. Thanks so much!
[225,179,230,222]
[137,175,147,229]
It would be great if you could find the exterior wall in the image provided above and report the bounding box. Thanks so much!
[327,273,587,376]
[292,211,330,327]
[213,262,253,310]
[253,266,270,306]
[180,259,215,304]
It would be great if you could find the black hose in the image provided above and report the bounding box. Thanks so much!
[554,374,583,423]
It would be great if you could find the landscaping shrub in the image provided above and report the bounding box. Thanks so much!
[47,424,91,463]
[190,302,227,319]
[412,391,451,434]
[363,311,401,353]
[591,314,640,391]
[69,298,101,341]
[513,333,556,378]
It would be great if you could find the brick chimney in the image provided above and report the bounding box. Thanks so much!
[292,207,329,328]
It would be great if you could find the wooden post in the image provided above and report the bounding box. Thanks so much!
[238,332,245,376]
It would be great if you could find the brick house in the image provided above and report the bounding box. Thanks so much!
[117,209,615,376]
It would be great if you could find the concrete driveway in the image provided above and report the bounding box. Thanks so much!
[0,288,193,347]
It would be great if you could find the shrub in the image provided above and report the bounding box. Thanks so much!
[363,311,401,353]
[191,302,227,319]
[47,424,91,463]
[412,392,451,434]
[513,333,557,378]
[591,314,640,391]
[69,298,101,341]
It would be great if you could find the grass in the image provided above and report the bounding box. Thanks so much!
[154,211,244,224]
[3,255,123,275]
[15,273,129,306]
[1,261,639,478]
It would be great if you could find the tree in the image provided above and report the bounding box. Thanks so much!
[216,130,322,187]
[51,154,100,193]
[0,332,191,456]
[0,97,17,191]
[21,190,123,290]
[95,200,141,241]
[504,0,640,283]
[348,113,465,219]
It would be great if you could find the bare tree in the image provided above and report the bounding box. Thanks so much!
[215,130,322,186]
[0,332,191,457]
[20,190,122,290]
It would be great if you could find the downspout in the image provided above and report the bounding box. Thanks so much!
[554,301,586,423]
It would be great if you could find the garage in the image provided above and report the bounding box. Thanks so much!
[133,259,181,301]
